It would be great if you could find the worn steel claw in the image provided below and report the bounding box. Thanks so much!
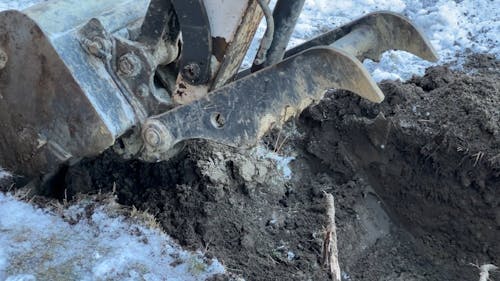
[286,11,438,63]
[141,46,384,160]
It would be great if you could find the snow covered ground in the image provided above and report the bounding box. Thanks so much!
[245,0,500,81]
[0,193,224,280]
[0,0,46,11]
[0,0,498,280]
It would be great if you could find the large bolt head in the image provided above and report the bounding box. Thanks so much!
[144,127,162,147]
[0,49,8,70]
[118,53,141,77]
[142,120,174,152]
[182,63,201,82]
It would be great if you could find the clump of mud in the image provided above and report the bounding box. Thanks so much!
[7,55,498,280]
[62,142,335,280]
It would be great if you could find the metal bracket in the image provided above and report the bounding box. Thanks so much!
[79,18,177,120]
[138,0,212,86]
[140,46,384,161]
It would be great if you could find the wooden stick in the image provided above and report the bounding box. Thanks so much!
[322,191,341,281]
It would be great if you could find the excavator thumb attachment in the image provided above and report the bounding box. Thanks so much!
[0,0,438,179]
[286,11,438,62]
[140,11,439,160]
[141,46,384,161]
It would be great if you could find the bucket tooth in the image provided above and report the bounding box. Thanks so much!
[141,46,384,160]
[286,11,438,63]
[311,47,385,103]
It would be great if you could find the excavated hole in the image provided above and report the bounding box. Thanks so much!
[2,55,498,281]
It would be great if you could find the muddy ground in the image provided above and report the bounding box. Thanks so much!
[3,54,499,280]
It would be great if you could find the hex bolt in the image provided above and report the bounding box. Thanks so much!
[142,120,173,152]
[182,63,201,82]
[0,48,8,70]
[82,38,105,57]
[144,127,162,147]
[118,53,141,77]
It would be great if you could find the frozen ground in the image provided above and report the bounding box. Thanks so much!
[0,0,499,280]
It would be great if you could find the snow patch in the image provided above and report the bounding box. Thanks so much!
[295,0,406,39]
[0,169,11,180]
[368,0,499,81]
[5,275,36,281]
[0,0,46,11]
[255,146,295,180]
[0,193,224,280]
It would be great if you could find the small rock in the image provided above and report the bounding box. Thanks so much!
[238,160,256,182]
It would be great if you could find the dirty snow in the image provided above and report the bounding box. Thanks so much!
[0,193,224,280]
[255,147,295,180]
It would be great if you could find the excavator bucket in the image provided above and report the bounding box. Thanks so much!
[0,0,437,179]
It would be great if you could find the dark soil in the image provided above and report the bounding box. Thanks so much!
[297,54,500,280]
[4,54,498,280]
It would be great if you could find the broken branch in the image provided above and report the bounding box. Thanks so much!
[322,191,341,281]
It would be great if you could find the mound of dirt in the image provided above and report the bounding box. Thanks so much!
[298,54,500,280]
[6,55,498,280]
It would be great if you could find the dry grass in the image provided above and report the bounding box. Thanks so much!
[129,205,162,231]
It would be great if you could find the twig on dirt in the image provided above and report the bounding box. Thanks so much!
[457,145,469,153]
[271,126,290,154]
[274,127,283,153]
[322,192,341,281]
[470,263,498,281]
[273,107,293,154]
[49,200,65,215]
[472,151,485,166]
[12,188,31,201]
[7,182,15,193]
[203,237,213,253]
[63,189,69,206]
[267,254,279,265]
[275,135,290,154]
[224,266,245,274]
[12,186,37,204]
